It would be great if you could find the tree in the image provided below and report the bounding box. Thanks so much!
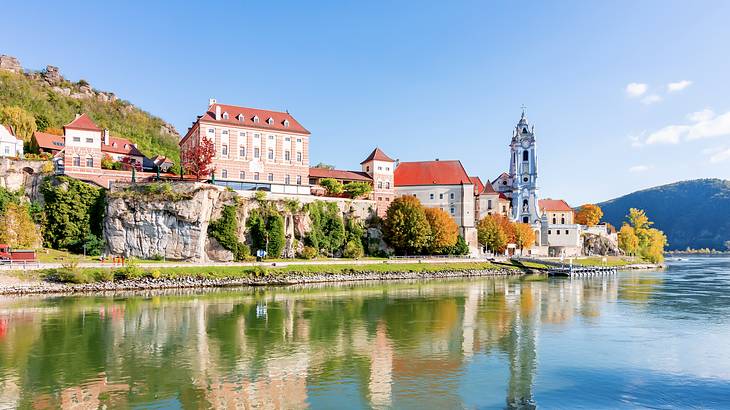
[575,204,603,226]
[100,154,115,170]
[449,235,470,255]
[343,181,372,199]
[319,178,343,196]
[305,201,346,256]
[642,228,667,263]
[0,106,36,142]
[343,240,364,259]
[41,177,106,250]
[245,207,285,258]
[493,214,516,245]
[181,137,215,181]
[0,203,42,248]
[382,195,431,254]
[513,223,537,254]
[313,162,334,170]
[618,224,639,256]
[423,207,458,254]
[628,208,652,230]
[477,215,507,255]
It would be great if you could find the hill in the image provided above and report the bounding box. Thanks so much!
[0,54,180,161]
[599,179,730,250]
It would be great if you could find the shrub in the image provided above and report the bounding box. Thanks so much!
[148,269,162,279]
[94,269,115,282]
[246,207,285,259]
[343,181,372,199]
[319,178,344,196]
[305,201,345,256]
[53,259,89,283]
[40,161,54,174]
[113,258,143,280]
[298,246,318,259]
[343,240,364,259]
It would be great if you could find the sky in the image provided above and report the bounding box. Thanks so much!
[3,0,730,204]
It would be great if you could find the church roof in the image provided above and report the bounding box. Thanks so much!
[539,199,573,212]
[360,147,394,164]
[394,160,472,186]
[64,113,101,131]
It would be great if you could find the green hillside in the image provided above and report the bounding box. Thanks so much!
[0,65,180,161]
[599,179,730,250]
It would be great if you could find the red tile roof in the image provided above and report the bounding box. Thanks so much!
[33,131,65,151]
[64,113,101,131]
[309,168,372,182]
[199,103,309,134]
[482,181,497,194]
[469,176,484,196]
[539,199,573,212]
[394,160,472,186]
[103,136,144,157]
[360,147,394,164]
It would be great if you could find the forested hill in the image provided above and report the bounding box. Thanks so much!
[599,179,730,250]
[0,54,180,160]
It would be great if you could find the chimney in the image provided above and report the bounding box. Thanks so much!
[75,113,81,120]
[215,105,221,121]
[103,129,109,145]
[435,158,439,161]
[209,98,217,106]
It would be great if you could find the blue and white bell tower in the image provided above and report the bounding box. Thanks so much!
[509,109,540,223]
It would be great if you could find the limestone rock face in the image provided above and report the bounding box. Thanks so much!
[582,233,622,256]
[0,55,22,74]
[205,236,234,262]
[42,65,63,86]
[104,183,233,261]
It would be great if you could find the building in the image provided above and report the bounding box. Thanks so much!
[394,159,478,250]
[537,199,581,257]
[0,125,23,157]
[30,131,64,156]
[179,99,310,195]
[508,111,540,223]
[477,182,511,219]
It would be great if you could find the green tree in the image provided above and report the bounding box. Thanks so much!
[209,205,249,261]
[448,235,470,255]
[0,105,36,142]
[477,215,507,255]
[423,207,458,254]
[305,201,346,256]
[319,178,343,196]
[245,207,285,258]
[41,176,105,249]
[343,182,372,199]
[343,239,364,259]
[382,195,431,255]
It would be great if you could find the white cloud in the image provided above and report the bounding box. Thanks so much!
[628,132,646,148]
[667,80,692,92]
[641,94,662,105]
[629,165,651,173]
[709,148,730,163]
[687,111,730,141]
[645,125,689,145]
[687,108,715,123]
[625,82,648,98]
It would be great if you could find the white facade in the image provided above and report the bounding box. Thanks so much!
[0,125,23,157]
[509,112,540,223]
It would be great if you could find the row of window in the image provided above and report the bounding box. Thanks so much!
[218,169,302,185]
[219,112,290,128]
[219,144,302,162]
[376,181,391,189]
[547,230,571,235]
[72,136,95,144]
[72,155,94,167]
[207,128,302,143]
[427,192,456,200]
[365,165,391,172]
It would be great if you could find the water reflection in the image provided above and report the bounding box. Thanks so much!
[0,257,728,409]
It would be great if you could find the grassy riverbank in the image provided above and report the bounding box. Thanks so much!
[38,261,514,284]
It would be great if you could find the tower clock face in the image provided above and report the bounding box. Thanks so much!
[521,140,530,149]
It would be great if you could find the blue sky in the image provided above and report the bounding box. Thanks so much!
[3,1,729,204]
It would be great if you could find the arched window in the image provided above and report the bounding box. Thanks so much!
[523,150,529,161]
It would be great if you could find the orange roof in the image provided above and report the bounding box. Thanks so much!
[539,199,573,212]
[64,113,101,131]
[309,168,372,181]
[469,176,484,196]
[360,147,394,164]
[199,103,309,134]
[394,160,472,186]
[33,131,65,150]
[103,136,144,157]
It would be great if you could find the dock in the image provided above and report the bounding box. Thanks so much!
[511,257,618,277]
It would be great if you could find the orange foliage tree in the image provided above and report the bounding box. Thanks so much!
[575,204,603,226]
[423,207,459,254]
[513,223,537,254]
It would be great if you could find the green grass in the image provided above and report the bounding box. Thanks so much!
[39,261,513,284]
[571,256,639,267]
[35,248,96,263]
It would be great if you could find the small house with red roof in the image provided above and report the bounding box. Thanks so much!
[0,124,23,157]
[394,159,478,250]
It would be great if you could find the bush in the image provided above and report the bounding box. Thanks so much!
[343,181,372,199]
[319,178,343,196]
[208,205,249,261]
[298,246,318,259]
[343,240,364,259]
[113,258,143,280]
[94,269,115,282]
[148,269,162,279]
[53,259,90,283]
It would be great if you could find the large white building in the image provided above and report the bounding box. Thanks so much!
[0,125,23,157]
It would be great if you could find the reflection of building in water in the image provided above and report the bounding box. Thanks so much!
[369,322,393,408]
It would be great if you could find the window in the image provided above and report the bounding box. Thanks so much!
[268,173,274,181]
[3,147,8,155]
[240,170,246,180]
[378,166,382,171]
[552,217,557,224]
[296,175,302,185]
[297,138,302,143]
[253,116,259,123]
[523,150,529,161]
[208,128,214,134]
[254,133,260,139]
[285,175,291,184]
[239,131,246,137]
[412,194,417,197]
[85,137,93,143]
[267,117,274,125]
[557,230,561,235]
[268,149,274,160]
[450,207,455,215]
[378,197,382,201]
[378,181,383,189]
[269,135,274,140]
[285,151,290,161]
[488,199,493,209]
[386,167,390,171]
[366,166,370,172]
[565,230,569,235]
[561,217,565,224]
[439,193,444,199]
[222,144,228,157]
[523,216,529,223]
[254,148,260,158]
[85,156,93,167]
[548,230,552,234]
[221,169,228,178]
[239,146,246,158]
[283,119,289,127]
[72,136,81,142]
[386,182,390,189]
[450,193,455,200]
[296,152,302,162]
[73,156,80,166]
[254,172,260,181]
[222,130,228,135]
[222,112,229,120]
[285,137,290,142]
[237,114,244,122]
[429,193,434,200]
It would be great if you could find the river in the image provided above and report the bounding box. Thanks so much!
[0,257,728,408]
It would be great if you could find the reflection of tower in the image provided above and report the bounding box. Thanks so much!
[509,109,540,223]
[369,322,393,408]
[505,285,539,409]
[461,283,482,358]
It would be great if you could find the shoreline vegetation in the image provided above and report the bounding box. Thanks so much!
[0,257,662,296]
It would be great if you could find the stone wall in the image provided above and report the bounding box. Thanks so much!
[0,158,51,202]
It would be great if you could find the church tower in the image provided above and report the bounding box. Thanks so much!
[509,110,540,223]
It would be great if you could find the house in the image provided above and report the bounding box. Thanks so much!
[30,131,64,156]
[0,125,23,157]
[394,159,478,250]
[537,199,581,257]
[478,181,511,219]
[179,99,310,194]
[150,155,175,172]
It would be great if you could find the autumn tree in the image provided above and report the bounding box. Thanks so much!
[621,208,667,263]
[513,223,537,255]
[0,203,42,248]
[477,215,507,255]
[181,137,215,181]
[493,214,516,245]
[423,207,459,254]
[0,106,36,142]
[319,178,343,196]
[383,195,431,254]
[575,204,603,226]
[618,224,639,256]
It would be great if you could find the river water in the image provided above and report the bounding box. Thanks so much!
[0,257,728,409]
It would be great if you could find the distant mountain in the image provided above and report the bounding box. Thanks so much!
[0,54,180,160]
[599,179,730,250]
